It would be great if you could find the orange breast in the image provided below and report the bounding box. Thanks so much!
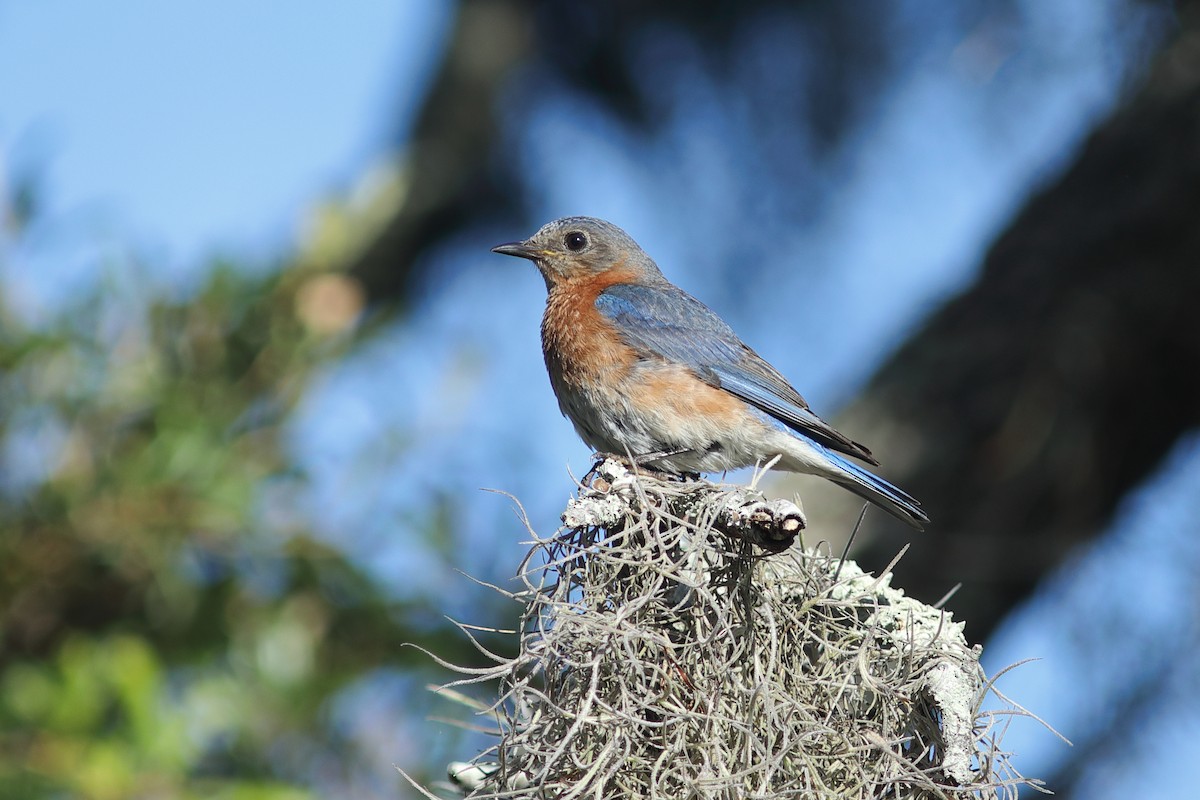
[541,270,641,391]
[539,271,768,465]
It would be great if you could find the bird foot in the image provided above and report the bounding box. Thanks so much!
[583,450,700,485]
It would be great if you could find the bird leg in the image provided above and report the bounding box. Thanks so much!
[584,447,700,484]
[631,446,692,466]
[634,447,702,481]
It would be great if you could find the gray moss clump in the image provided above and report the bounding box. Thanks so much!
[436,461,1042,799]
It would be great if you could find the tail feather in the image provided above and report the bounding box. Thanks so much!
[824,452,929,531]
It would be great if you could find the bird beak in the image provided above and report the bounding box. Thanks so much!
[491,240,540,260]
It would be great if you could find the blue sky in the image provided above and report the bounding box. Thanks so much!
[0,0,447,299]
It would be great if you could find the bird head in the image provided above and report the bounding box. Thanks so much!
[492,216,662,289]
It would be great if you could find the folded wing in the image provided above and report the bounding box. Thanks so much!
[595,282,879,465]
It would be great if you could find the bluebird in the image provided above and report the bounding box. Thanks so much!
[492,216,928,530]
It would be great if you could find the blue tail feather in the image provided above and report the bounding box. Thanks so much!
[823,451,928,530]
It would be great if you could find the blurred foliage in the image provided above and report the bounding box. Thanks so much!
[0,172,493,797]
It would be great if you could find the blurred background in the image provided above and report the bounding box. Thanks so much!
[2,0,1198,797]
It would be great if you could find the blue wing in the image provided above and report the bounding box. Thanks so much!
[595,282,878,465]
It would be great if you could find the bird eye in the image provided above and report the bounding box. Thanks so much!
[564,231,588,251]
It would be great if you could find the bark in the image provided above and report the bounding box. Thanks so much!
[347,0,531,307]
[842,3,1200,643]
[348,0,891,307]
